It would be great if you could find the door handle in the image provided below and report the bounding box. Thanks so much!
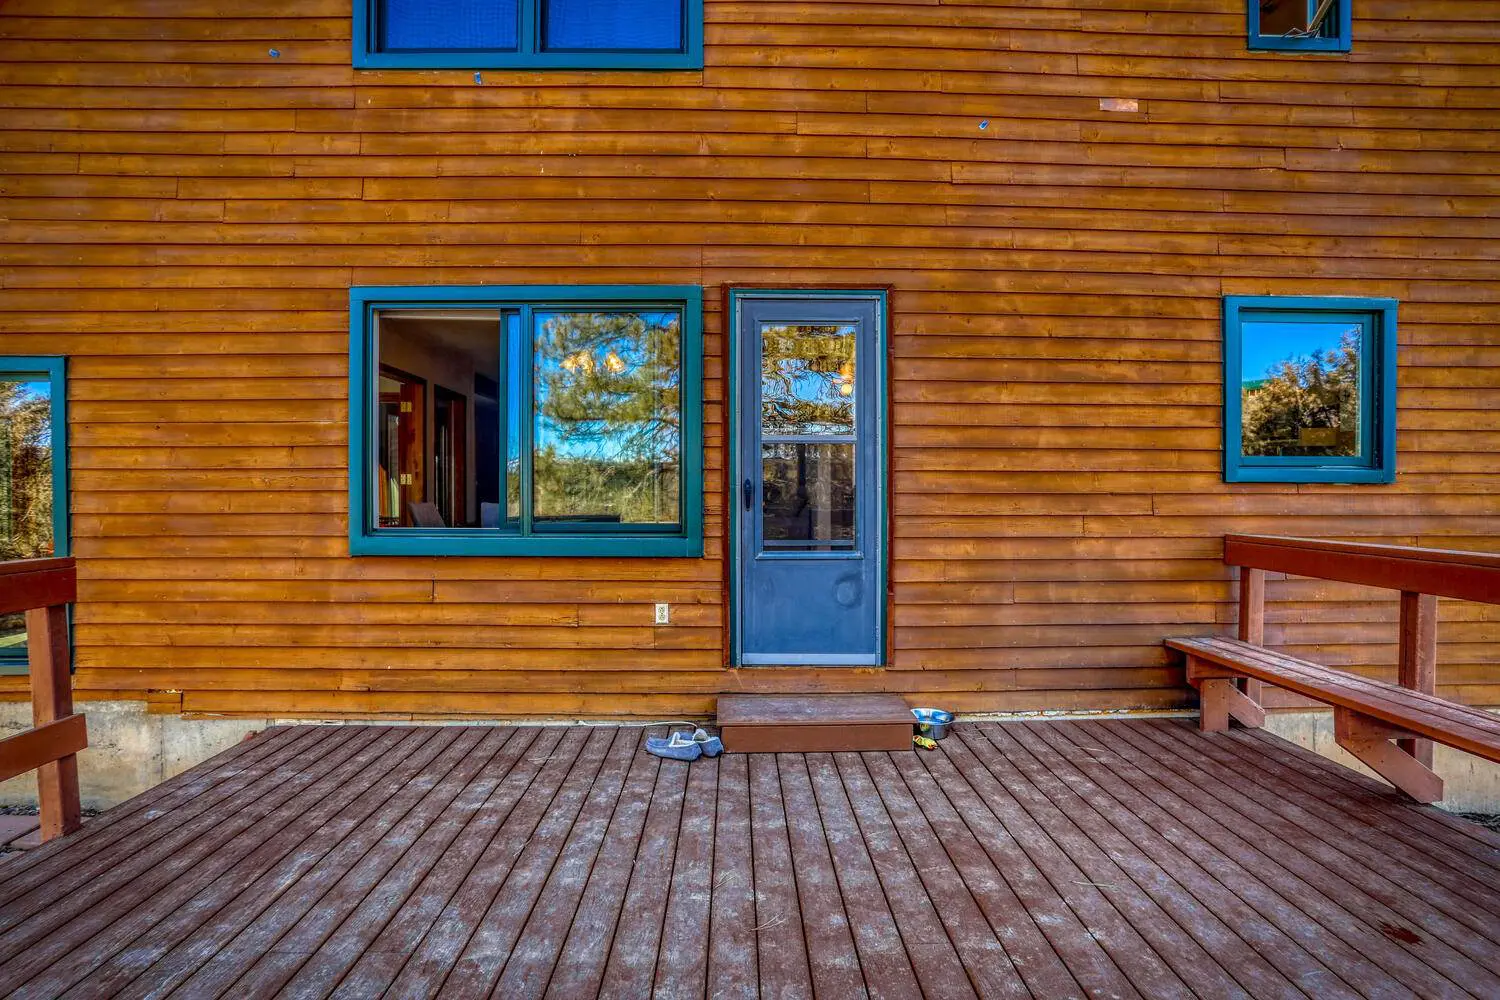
[743,478,753,511]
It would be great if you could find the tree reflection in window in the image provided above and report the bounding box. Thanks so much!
[1241,324,1361,458]
[760,323,856,437]
[533,310,682,526]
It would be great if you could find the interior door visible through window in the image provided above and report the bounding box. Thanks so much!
[433,385,467,528]
[734,292,885,666]
[378,366,425,526]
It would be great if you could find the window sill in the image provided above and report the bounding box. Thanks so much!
[350,532,704,558]
[1247,37,1350,53]
[1225,466,1395,485]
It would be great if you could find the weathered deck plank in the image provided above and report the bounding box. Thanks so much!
[0,721,1496,1000]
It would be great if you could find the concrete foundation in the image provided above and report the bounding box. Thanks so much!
[1,701,1496,815]
[0,701,269,810]
[1264,708,1500,813]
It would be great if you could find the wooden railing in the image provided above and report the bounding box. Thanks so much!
[0,557,84,842]
[1224,534,1500,766]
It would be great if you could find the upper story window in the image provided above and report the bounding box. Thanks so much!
[1248,0,1351,52]
[1223,296,1396,484]
[350,286,704,557]
[355,0,703,70]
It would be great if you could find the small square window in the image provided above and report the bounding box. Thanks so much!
[350,286,704,557]
[1223,296,1397,484]
[356,0,702,69]
[1248,0,1350,53]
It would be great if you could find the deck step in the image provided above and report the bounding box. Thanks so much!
[717,694,915,752]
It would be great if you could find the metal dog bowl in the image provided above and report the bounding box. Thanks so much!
[911,707,954,740]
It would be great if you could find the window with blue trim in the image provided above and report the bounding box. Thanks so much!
[356,0,702,69]
[350,287,703,557]
[1248,0,1350,52]
[1224,296,1396,484]
[0,357,67,672]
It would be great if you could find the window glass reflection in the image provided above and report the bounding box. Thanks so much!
[762,442,855,549]
[761,323,856,437]
[533,310,682,527]
[1241,320,1363,458]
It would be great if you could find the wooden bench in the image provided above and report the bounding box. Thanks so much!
[1167,635,1500,803]
[1167,535,1500,804]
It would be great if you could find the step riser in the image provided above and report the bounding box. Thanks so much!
[717,693,917,753]
[721,722,912,754]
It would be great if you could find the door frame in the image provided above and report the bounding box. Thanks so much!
[724,286,891,668]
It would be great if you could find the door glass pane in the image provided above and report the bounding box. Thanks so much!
[0,378,52,651]
[762,442,855,548]
[533,309,682,527]
[542,0,683,51]
[380,0,519,51]
[761,323,856,436]
[375,309,501,528]
[1240,319,1363,458]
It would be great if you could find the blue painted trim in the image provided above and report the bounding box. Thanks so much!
[726,289,889,668]
[1223,295,1397,484]
[1247,0,1351,52]
[349,285,703,558]
[353,0,704,70]
[0,356,68,672]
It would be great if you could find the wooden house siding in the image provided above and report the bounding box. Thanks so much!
[1,0,1497,717]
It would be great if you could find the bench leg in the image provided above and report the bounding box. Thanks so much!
[1334,707,1443,804]
[1196,679,1266,733]
[1186,656,1265,733]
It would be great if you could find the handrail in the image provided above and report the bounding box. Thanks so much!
[1224,535,1500,605]
[1220,534,1500,768]
[0,557,84,842]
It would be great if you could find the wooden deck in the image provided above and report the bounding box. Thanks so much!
[0,721,1497,999]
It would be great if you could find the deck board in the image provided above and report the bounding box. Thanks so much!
[1,720,1497,999]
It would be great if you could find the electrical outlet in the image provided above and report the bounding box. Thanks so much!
[654,603,670,625]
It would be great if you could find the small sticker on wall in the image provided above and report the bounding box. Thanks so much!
[1099,98,1141,113]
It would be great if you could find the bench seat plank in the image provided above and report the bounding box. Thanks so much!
[1182,637,1491,735]
[1166,636,1500,765]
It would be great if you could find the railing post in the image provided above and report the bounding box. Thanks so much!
[1238,566,1266,703]
[24,603,80,840]
[1397,591,1437,769]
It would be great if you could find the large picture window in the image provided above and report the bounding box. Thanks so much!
[350,286,703,557]
[0,357,67,671]
[354,0,703,70]
[1223,296,1396,484]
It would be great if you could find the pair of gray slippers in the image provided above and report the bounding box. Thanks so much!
[645,727,724,761]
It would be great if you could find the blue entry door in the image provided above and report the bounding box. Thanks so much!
[735,292,885,666]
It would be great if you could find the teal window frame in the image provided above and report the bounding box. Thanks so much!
[353,0,704,70]
[0,356,68,675]
[1247,0,1351,53]
[349,285,704,557]
[1224,296,1396,484]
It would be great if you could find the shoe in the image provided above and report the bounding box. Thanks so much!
[645,731,703,761]
[692,728,724,758]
